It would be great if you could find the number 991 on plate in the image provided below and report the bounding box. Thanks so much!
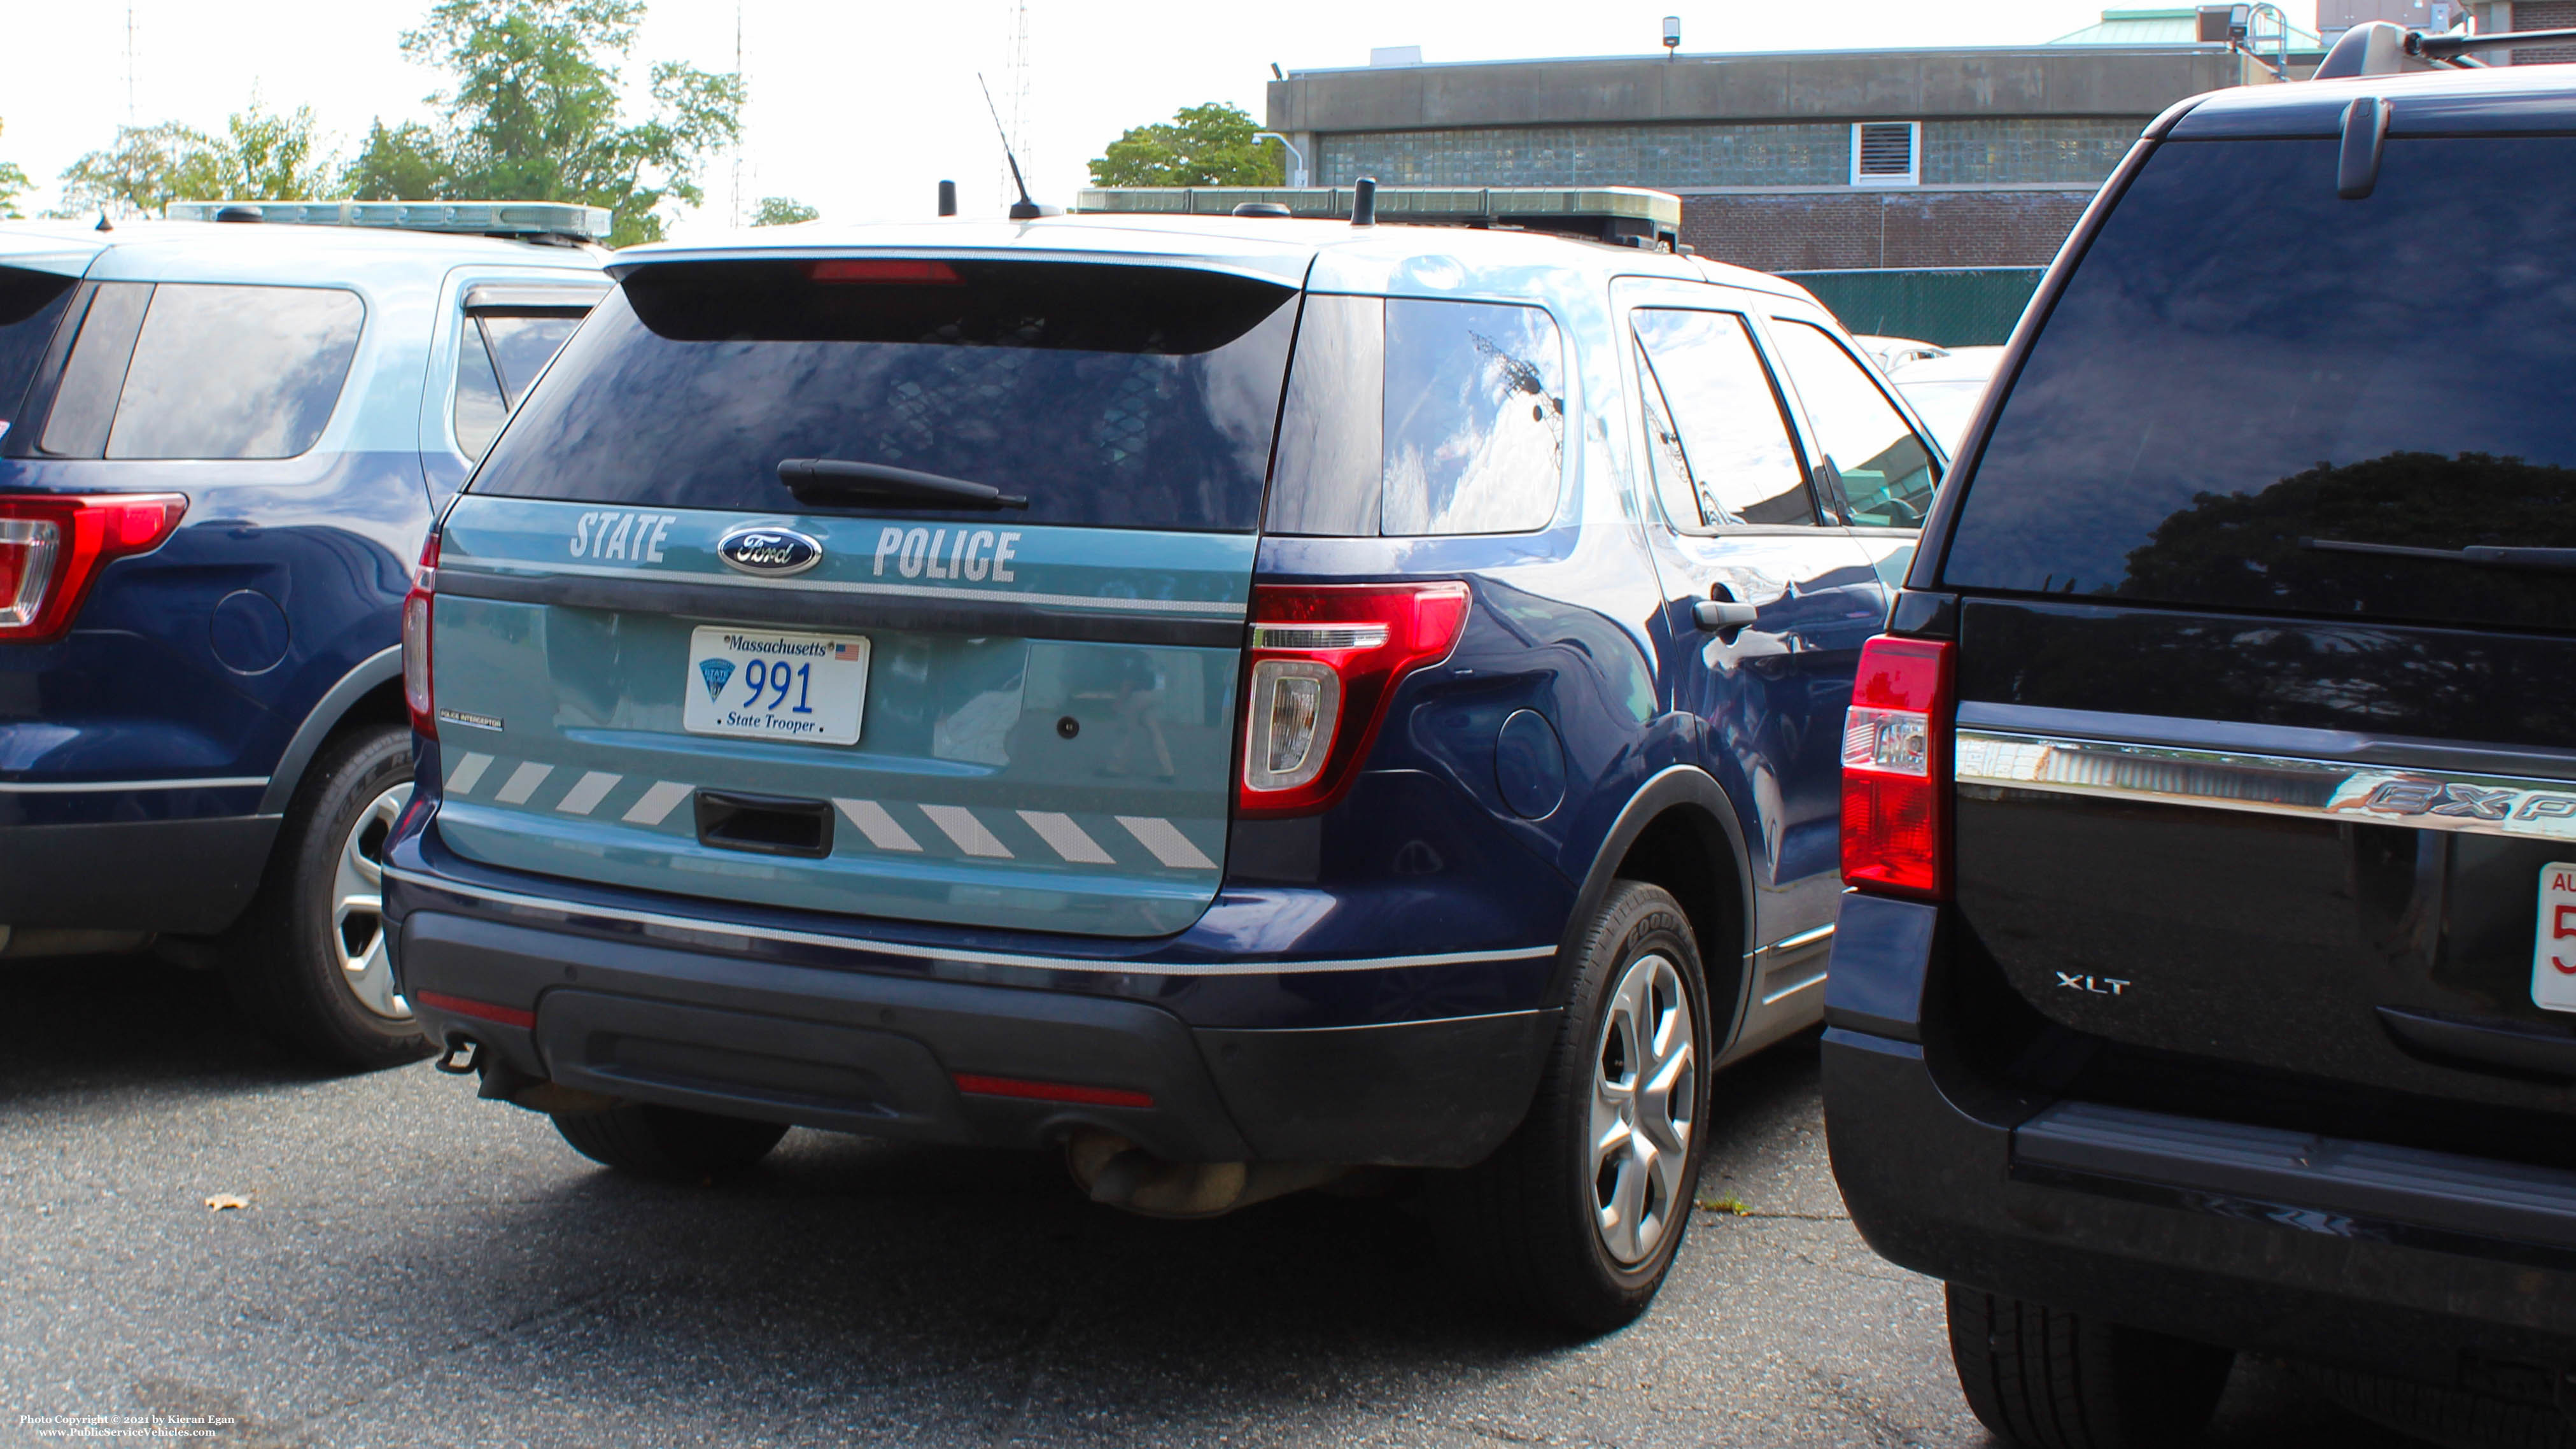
[682,625,870,746]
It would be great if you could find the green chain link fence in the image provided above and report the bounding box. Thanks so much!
[1778,267,2046,348]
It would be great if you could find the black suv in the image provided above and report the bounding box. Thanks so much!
[1825,57,2576,1449]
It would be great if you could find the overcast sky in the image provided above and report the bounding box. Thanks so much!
[3,1,2320,237]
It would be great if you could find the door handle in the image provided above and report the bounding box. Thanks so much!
[1693,588,1759,633]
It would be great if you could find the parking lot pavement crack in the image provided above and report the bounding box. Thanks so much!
[980,1303,1065,1448]
[271,1285,623,1437]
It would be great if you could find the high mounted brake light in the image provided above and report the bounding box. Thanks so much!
[0,493,187,644]
[402,532,439,739]
[1840,635,1955,900]
[1237,581,1471,817]
[805,258,961,285]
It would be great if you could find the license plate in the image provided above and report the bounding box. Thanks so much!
[2535,861,2576,1014]
[682,626,869,746]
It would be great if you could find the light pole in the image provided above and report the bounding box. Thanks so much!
[1254,132,1309,188]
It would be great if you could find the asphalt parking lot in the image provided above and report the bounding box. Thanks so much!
[3,956,2419,1449]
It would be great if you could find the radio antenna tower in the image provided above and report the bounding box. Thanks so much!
[729,1,747,228]
[125,6,138,125]
[1000,0,1031,209]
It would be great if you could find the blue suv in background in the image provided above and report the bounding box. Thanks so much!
[0,202,605,1068]
[384,196,1942,1328]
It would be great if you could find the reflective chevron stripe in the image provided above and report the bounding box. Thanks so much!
[555,771,623,816]
[1018,810,1115,864]
[834,798,922,851]
[446,752,494,795]
[622,781,693,826]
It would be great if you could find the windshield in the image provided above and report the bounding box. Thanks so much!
[1942,136,2576,632]
[471,259,1299,532]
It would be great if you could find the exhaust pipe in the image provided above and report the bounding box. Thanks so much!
[1065,1128,1348,1219]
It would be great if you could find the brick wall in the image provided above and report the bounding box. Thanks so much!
[2514,0,2576,61]
[1680,189,2095,272]
[1316,117,2146,189]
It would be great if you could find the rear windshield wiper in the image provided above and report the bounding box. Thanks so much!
[777,458,1029,511]
[2300,537,2576,572]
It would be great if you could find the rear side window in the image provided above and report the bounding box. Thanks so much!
[1266,295,1566,536]
[95,285,364,460]
[1632,309,1811,527]
[473,261,1297,532]
[1945,136,2576,631]
[0,269,76,442]
[454,309,587,462]
[1769,319,1938,528]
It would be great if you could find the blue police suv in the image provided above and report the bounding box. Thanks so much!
[0,202,604,1068]
[383,194,1943,1328]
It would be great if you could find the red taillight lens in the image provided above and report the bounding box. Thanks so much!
[1237,581,1471,817]
[1840,635,1955,900]
[402,532,439,739]
[805,258,961,284]
[0,493,187,643]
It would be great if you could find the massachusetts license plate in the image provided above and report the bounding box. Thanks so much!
[2535,861,2576,1014]
[682,626,869,746]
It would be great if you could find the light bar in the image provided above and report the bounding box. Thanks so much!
[1074,184,1683,249]
[165,199,612,242]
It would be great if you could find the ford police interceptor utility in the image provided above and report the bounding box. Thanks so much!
[383,187,1943,1329]
[0,201,604,1068]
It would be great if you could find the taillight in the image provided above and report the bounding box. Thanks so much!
[0,493,187,643]
[402,531,439,739]
[1237,581,1470,817]
[1840,635,1955,900]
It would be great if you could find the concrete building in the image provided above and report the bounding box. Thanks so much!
[1262,31,2275,342]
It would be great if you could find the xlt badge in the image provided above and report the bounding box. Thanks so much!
[717,525,823,578]
[2056,971,2132,997]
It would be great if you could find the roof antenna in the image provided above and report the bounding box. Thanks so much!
[1351,177,1377,227]
[938,179,958,217]
[94,211,113,232]
[977,73,1044,220]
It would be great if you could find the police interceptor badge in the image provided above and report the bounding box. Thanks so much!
[717,525,824,578]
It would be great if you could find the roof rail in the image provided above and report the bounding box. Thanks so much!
[163,199,612,243]
[1072,185,1684,252]
[2316,20,2576,78]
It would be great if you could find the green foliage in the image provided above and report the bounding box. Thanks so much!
[1088,102,1283,188]
[751,195,817,227]
[0,120,29,219]
[55,101,341,216]
[346,0,745,245]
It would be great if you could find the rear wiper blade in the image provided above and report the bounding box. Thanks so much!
[2300,536,2576,572]
[777,458,1028,511]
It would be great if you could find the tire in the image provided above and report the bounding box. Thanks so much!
[552,1105,790,1179]
[223,722,430,1071]
[1440,879,1715,1334]
[1946,1284,2235,1449]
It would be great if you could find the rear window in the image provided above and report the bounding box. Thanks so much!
[471,260,1297,532]
[1944,136,2576,632]
[0,269,76,442]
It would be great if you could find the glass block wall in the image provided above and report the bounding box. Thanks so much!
[1317,117,2148,188]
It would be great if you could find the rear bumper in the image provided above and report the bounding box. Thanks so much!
[1824,893,2576,1385]
[397,907,1558,1167]
[0,816,279,934]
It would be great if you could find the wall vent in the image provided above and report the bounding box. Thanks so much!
[1852,122,1920,187]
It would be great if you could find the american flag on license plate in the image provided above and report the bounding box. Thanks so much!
[834,643,865,661]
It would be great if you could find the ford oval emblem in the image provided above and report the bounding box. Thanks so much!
[716,525,823,578]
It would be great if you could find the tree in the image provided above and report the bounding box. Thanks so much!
[58,123,225,216]
[1088,102,1283,188]
[216,102,340,200]
[0,121,29,219]
[751,195,816,227]
[347,0,745,246]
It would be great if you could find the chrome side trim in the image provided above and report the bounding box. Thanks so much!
[383,864,1556,977]
[1957,728,2576,841]
[0,775,269,794]
[1753,923,1834,1006]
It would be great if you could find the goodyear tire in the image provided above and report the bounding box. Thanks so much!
[1440,880,1715,1334]
[553,1105,790,1178]
[224,723,432,1071]
[1947,1283,2235,1449]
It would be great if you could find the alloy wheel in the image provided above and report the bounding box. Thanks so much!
[331,781,413,1021]
[1588,951,1697,1264]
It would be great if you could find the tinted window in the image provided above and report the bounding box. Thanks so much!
[1380,299,1565,535]
[1633,309,1810,526]
[0,269,76,442]
[1265,294,1384,536]
[39,282,151,458]
[474,261,1295,532]
[453,329,509,462]
[1771,319,1936,528]
[479,313,581,404]
[104,285,363,460]
[1945,137,2576,631]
